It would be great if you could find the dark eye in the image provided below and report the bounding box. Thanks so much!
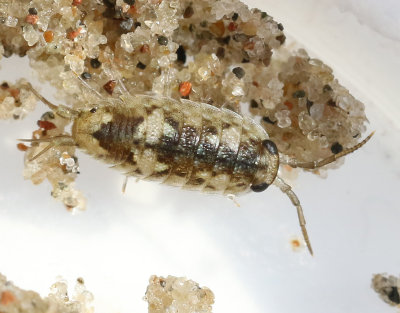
[262,139,278,155]
[90,108,97,113]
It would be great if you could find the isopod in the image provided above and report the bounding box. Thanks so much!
[22,81,373,255]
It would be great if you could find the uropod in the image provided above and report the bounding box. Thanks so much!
[22,81,373,255]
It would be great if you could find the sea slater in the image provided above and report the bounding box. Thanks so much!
[21,82,373,255]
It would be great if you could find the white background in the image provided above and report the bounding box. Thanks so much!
[0,1,400,313]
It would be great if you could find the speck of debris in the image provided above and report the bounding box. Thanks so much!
[306,99,314,115]
[81,72,92,80]
[232,67,245,79]
[28,8,38,15]
[250,99,258,108]
[323,84,332,92]
[77,277,85,284]
[262,116,276,124]
[216,47,225,59]
[120,18,134,31]
[136,61,146,69]
[176,45,186,64]
[327,99,336,107]
[157,35,168,46]
[90,58,101,69]
[103,80,116,95]
[276,35,286,44]
[183,6,194,18]
[218,35,231,45]
[233,33,249,42]
[103,0,116,9]
[40,111,55,120]
[331,142,343,154]
[292,90,306,98]
[388,287,400,304]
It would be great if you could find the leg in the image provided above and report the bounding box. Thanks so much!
[121,171,143,192]
[107,58,130,95]
[19,135,75,161]
[273,176,313,255]
[75,73,104,99]
[226,194,241,207]
[75,68,130,98]
[116,76,129,95]
[122,176,128,194]
[280,132,374,169]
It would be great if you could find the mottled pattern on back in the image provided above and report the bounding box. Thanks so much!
[72,95,271,194]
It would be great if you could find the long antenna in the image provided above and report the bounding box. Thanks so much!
[26,83,59,111]
[273,176,313,255]
[280,132,375,169]
[26,83,79,119]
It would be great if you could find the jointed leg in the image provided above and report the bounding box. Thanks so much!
[108,59,130,95]
[274,176,313,255]
[75,73,104,99]
[19,136,75,161]
[226,194,241,207]
[75,67,130,99]
[116,76,129,95]
[122,176,129,193]
[280,132,374,169]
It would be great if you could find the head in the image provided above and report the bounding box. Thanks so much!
[250,139,279,193]
[71,106,114,147]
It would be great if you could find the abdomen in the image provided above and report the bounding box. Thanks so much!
[73,95,270,195]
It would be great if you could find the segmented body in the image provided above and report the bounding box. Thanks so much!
[72,95,279,195]
[25,85,373,255]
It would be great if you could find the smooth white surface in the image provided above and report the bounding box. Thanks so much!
[1,1,400,313]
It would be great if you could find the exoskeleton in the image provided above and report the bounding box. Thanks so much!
[23,83,373,255]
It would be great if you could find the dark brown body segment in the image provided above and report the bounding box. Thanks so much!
[72,95,275,195]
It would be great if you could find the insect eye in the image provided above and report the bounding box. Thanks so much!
[262,139,278,155]
[250,182,269,192]
[90,108,97,113]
